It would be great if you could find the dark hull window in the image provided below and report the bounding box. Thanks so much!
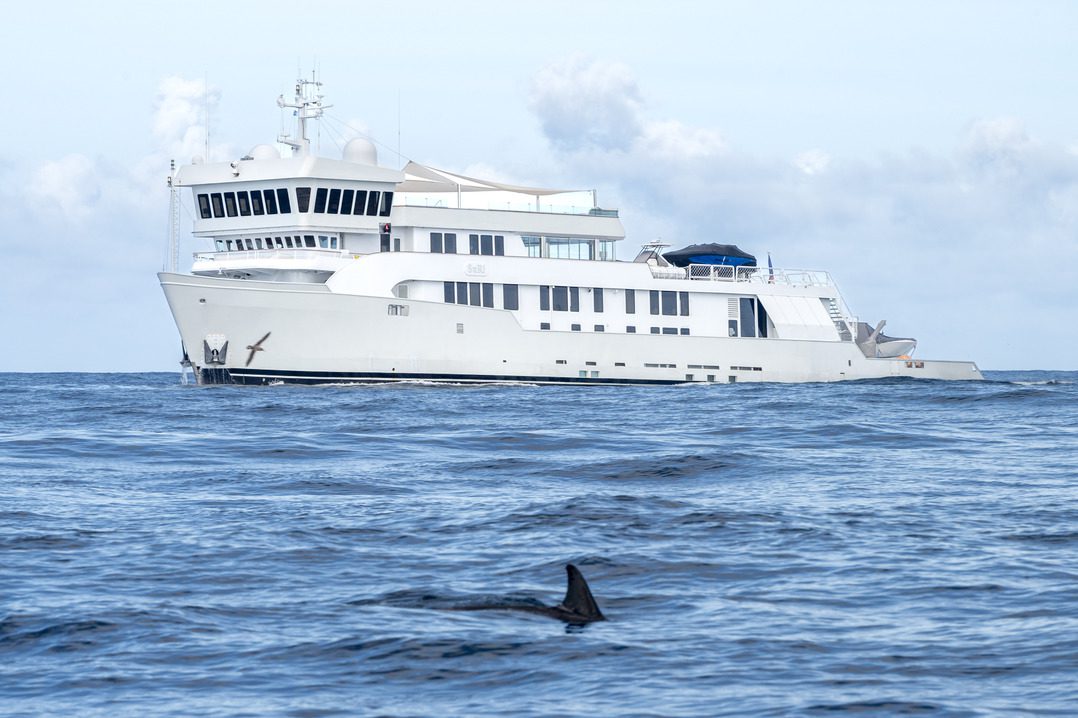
[570,287,579,312]
[430,232,443,253]
[482,283,494,308]
[366,191,380,216]
[444,233,457,253]
[663,328,678,335]
[627,326,636,333]
[327,188,341,214]
[661,291,677,316]
[456,282,468,305]
[210,193,224,218]
[296,187,312,212]
[250,191,265,215]
[314,188,328,213]
[353,190,367,215]
[379,191,393,216]
[594,325,605,332]
[593,288,604,313]
[224,192,238,217]
[341,189,354,215]
[263,189,278,214]
[757,302,769,338]
[468,283,481,306]
[625,289,635,314]
[503,284,519,310]
[552,286,568,312]
[443,281,454,303]
[494,235,504,255]
[649,290,660,315]
[276,188,291,213]
[739,298,757,338]
[679,292,689,316]
[197,194,211,219]
[469,234,479,255]
[480,234,493,255]
[540,285,550,311]
[237,191,251,216]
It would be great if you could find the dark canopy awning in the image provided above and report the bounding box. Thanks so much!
[662,243,756,268]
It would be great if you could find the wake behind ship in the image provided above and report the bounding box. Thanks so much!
[159,79,982,385]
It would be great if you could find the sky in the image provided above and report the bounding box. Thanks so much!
[2,1,1077,371]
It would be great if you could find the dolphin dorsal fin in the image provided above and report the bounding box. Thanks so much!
[560,564,604,620]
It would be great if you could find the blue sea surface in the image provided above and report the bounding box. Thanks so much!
[1,372,1076,717]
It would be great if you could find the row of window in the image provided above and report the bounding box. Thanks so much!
[522,236,617,261]
[430,232,506,256]
[536,287,690,316]
[538,324,690,335]
[301,187,393,217]
[443,282,519,310]
[197,187,392,219]
[199,188,291,219]
[213,234,339,251]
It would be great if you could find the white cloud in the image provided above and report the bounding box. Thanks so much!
[794,149,831,175]
[153,76,226,163]
[28,153,101,221]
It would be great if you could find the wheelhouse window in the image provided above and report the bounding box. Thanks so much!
[224,192,238,217]
[353,190,368,215]
[197,194,211,219]
[237,191,251,216]
[210,193,224,218]
[263,189,278,215]
[327,188,341,214]
[250,191,265,215]
[314,188,328,213]
[341,189,354,214]
[366,191,381,216]
[296,187,312,212]
[379,191,393,216]
[276,188,291,213]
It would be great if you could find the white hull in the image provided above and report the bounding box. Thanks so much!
[160,273,983,385]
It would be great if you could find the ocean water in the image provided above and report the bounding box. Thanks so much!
[1,371,1076,717]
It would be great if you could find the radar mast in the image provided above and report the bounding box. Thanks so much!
[276,75,331,157]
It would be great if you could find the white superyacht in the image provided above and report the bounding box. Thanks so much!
[159,79,982,385]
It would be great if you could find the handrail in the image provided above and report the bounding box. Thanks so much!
[650,263,834,287]
[193,248,346,261]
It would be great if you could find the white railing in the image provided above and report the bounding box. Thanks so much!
[650,263,834,287]
[193,248,347,262]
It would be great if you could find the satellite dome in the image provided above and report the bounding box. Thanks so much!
[343,138,378,166]
[248,144,281,160]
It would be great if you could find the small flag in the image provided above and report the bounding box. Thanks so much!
[768,252,775,283]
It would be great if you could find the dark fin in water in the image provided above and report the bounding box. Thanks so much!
[559,564,604,621]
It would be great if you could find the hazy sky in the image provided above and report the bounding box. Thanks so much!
[3,1,1077,371]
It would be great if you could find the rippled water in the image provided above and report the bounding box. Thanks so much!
[1,372,1076,716]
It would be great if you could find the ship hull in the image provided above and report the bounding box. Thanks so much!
[160,273,983,385]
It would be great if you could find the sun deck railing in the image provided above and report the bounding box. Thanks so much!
[193,248,348,262]
[650,263,834,287]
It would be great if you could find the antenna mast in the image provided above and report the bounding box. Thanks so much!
[276,75,331,157]
[166,159,180,272]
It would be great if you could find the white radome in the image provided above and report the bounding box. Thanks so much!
[343,137,378,166]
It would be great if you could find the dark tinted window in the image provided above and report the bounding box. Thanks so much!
[314,188,328,213]
[250,191,264,215]
[263,189,278,214]
[649,290,659,315]
[570,286,579,312]
[541,322,550,330]
[380,235,390,252]
[553,286,568,311]
[456,282,468,305]
[494,235,504,255]
[739,297,757,338]
[340,189,354,214]
[571,324,581,331]
[679,292,689,316]
[503,284,519,310]
[627,326,636,333]
[651,327,661,334]
[625,289,635,314]
[680,328,690,335]
[327,188,341,214]
[594,325,605,332]
[443,281,454,303]
[197,194,211,219]
[661,291,677,316]
[431,232,443,253]
[757,302,769,338]
[304,235,316,248]
[480,234,493,255]
[468,283,481,306]
[379,191,393,216]
[237,191,251,216]
[353,190,367,215]
[444,233,457,253]
[593,288,604,313]
[296,187,312,212]
[366,191,380,215]
[276,188,291,213]
[482,283,494,308]
[469,234,479,255]
[663,327,678,335]
[540,285,550,310]
[210,193,224,218]
[223,192,237,217]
